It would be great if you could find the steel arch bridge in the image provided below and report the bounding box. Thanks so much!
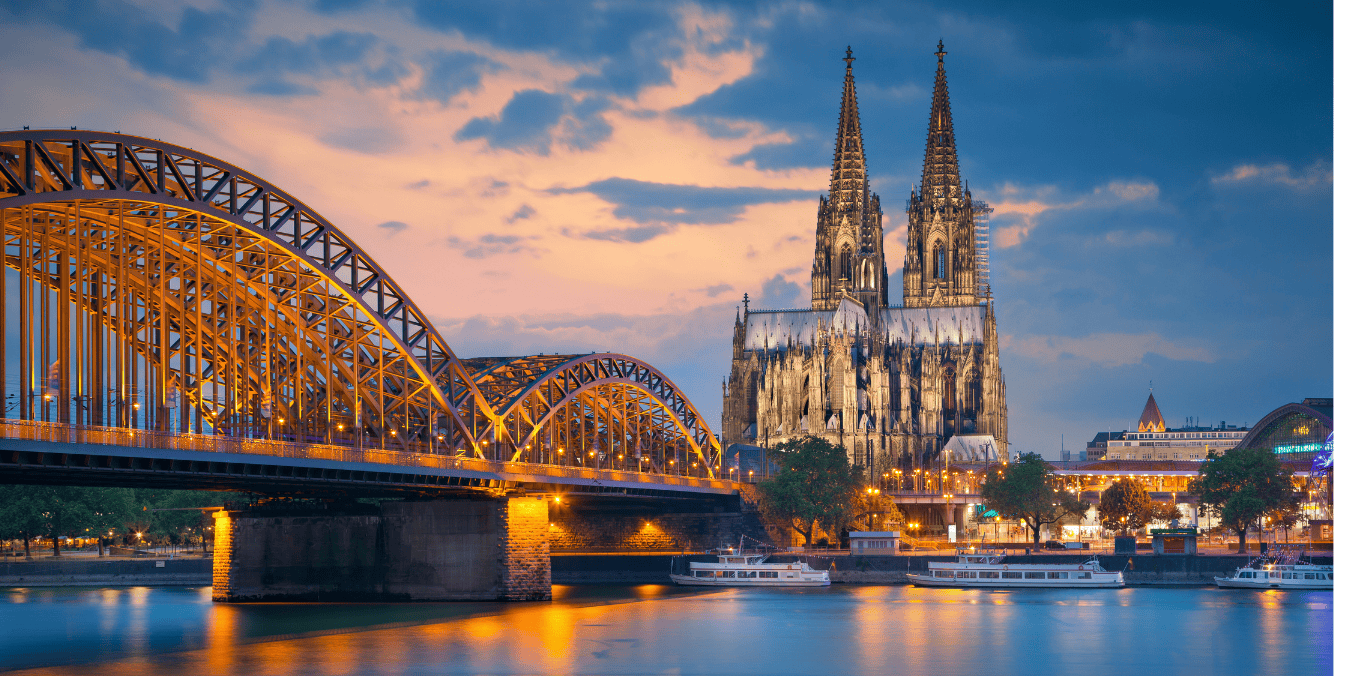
[0,130,722,483]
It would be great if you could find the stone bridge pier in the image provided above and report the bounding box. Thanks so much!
[212,496,550,602]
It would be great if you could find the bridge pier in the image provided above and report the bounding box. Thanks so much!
[212,496,550,602]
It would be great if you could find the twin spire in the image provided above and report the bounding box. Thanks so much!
[920,39,961,201]
[830,41,960,205]
[829,46,868,208]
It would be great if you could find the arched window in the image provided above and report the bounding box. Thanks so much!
[839,246,853,282]
[932,246,946,280]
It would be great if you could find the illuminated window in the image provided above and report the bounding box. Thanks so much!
[933,247,946,279]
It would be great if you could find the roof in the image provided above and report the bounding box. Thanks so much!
[942,434,1001,462]
[1138,393,1165,432]
[743,298,985,351]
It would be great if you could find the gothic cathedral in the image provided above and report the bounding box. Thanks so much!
[721,43,1008,479]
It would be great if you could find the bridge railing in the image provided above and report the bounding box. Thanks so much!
[0,418,746,493]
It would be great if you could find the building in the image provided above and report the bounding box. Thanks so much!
[1087,393,1248,461]
[1235,398,1332,463]
[721,43,1008,482]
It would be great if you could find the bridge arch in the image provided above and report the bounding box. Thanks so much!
[0,130,721,474]
[467,354,721,474]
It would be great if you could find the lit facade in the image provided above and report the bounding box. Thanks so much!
[1088,393,1248,461]
[721,44,1008,481]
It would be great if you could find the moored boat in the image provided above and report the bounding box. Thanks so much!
[670,540,830,587]
[1215,545,1333,590]
[906,550,1125,588]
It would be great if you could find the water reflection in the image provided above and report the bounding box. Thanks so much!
[0,585,1333,675]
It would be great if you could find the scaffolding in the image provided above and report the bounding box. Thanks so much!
[973,200,993,296]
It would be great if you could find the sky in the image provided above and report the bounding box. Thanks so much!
[0,0,1334,458]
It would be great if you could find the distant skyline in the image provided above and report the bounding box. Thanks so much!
[0,1,1333,457]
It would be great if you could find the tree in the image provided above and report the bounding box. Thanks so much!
[1193,447,1298,554]
[980,454,1088,549]
[849,488,901,533]
[753,436,864,546]
[0,485,48,557]
[1148,502,1184,526]
[1098,479,1152,535]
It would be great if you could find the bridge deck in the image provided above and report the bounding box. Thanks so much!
[0,419,744,498]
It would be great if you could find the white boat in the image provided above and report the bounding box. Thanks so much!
[1215,545,1333,590]
[670,543,830,587]
[906,550,1125,588]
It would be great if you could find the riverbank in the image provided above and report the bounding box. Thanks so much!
[2,551,1335,587]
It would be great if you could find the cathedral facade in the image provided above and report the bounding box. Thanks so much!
[721,43,1008,480]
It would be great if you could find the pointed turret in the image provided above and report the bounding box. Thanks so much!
[829,46,868,207]
[921,40,961,200]
[1138,393,1166,433]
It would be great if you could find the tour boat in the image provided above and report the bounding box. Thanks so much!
[1215,546,1333,590]
[670,543,831,587]
[906,550,1125,588]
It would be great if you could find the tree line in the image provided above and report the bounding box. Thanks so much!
[0,485,239,557]
[752,436,1304,554]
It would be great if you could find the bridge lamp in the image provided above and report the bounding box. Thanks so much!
[558,448,565,455]
[554,496,562,504]
[337,423,344,431]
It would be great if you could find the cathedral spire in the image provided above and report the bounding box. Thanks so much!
[829,46,867,205]
[920,39,960,200]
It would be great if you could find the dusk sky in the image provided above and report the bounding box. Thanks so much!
[0,0,1333,457]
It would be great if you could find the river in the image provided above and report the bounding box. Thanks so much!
[0,584,1333,675]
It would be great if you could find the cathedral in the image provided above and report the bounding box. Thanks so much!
[721,43,1008,480]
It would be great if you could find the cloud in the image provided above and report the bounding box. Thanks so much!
[1008,332,1216,368]
[377,220,408,233]
[318,126,403,154]
[1103,229,1173,247]
[415,49,502,103]
[758,273,803,309]
[986,179,1162,248]
[1211,161,1332,189]
[505,204,536,223]
[698,283,733,298]
[237,31,388,95]
[555,177,816,227]
[2,1,256,83]
[455,89,568,154]
[447,232,544,259]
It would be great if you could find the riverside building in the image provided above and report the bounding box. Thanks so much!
[1087,393,1247,461]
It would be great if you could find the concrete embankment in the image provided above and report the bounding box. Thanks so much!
[0,557,213,587]
[556,552,1337,586]
[3,552,1334,588]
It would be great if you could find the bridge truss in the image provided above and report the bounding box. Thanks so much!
[0,131,721,482]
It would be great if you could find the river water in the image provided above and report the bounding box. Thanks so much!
[0,584,1333,675]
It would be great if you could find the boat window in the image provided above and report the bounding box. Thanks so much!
[956,571,976,578]
[1318,574,1328,580]
[1025,572,1046,579]
[717,571,736,578]
[1328,573,1334,580]
[979,572,999,579]
[759,571,779,578]
[1239,572,1252,579]
[1001,572,1021,579]
[936,571,954,578]
[695,571,713,578]
[726,558,745,564]
[737,571,751,578]
[1305,573,1315,580]
[1078,572,1092,579]
[1048,572,1069,579]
